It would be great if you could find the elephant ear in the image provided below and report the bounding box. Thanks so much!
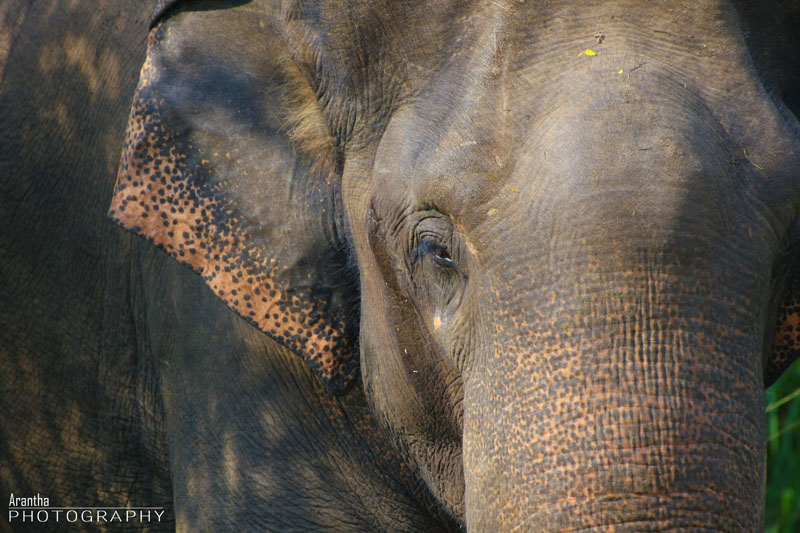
[151,0,178,27]
[767,226,800,387]
[109,3,359,393]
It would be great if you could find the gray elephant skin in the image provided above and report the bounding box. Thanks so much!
[2,0,800,531]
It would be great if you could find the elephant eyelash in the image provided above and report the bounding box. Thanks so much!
[431,248,462,273]
[432,247,455,265]
[415,240,464,275]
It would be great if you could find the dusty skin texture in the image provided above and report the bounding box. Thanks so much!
[2,1,450,532]
[3,0,800,531]
[111,0,799,530]
[110,25,357,391]
[0,1,173,531]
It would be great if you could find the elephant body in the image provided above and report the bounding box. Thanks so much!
[1,2,446,531]
[2,0,800,531]
[1,1,174,529]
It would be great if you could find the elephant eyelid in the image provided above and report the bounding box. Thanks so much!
[414,239,442,260]
[432,248,459,270]
[415,240,464,275]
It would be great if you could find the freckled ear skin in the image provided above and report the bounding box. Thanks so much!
[768,254,800,387]
[108,6,359,393]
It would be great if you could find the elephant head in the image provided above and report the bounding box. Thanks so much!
[110,0,800,529]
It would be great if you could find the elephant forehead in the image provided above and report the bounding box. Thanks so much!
[370,102,507,217]
[370,79,731,236]
[360,0,800,256]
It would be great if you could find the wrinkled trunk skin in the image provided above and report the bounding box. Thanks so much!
[464,298,765,530]
[343,1,798,529]
[460,60,775,529]
[459,123,772,530]
[459,120,772,528]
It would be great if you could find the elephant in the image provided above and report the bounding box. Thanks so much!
[1,2,174,531]
[3,0,800,531]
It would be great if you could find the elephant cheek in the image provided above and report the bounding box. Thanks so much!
[359,305,468,520]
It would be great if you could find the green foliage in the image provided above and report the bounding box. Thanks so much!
[766,360,800,533]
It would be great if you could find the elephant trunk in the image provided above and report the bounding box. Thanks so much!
[462,291,765,530]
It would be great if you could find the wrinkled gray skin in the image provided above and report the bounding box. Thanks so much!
[1,2,445,532]
[1,1,173,530]
[3,0,800,532]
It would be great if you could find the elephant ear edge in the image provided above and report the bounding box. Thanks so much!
[109,7,359,393]
[151,0,179,28]
[767,225,800,387]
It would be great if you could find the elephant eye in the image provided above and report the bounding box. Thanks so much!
[416,240,460,271]
[431,247,456,267]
